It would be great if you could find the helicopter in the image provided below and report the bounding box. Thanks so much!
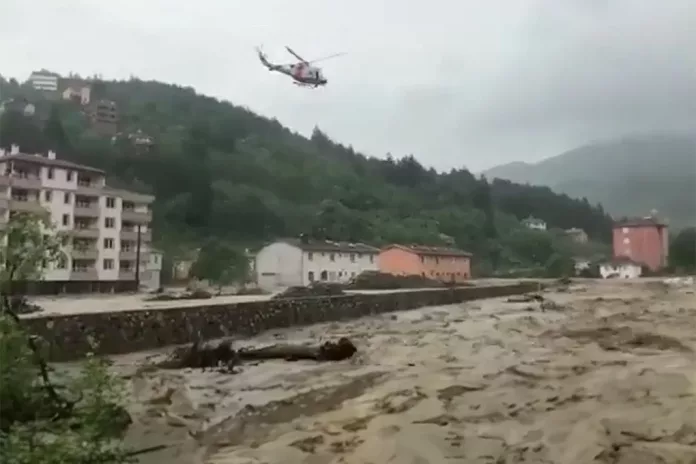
[257,46,345,88]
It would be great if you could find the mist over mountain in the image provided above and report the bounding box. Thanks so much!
[483,135,696,229]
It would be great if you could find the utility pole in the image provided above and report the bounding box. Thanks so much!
[135,224,142,290]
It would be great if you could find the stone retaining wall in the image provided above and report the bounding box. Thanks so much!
[23,282,541,362]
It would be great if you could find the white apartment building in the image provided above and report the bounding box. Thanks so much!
[28,71,59,92]
[0,145,154,283]
[255,238,380,291]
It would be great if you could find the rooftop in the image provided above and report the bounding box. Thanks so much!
[523,216,546,224]
[282,238,380,254]
[386,244,473,257]
[603,256,643,267]
[614,217,667,228]
[0,150,105,174]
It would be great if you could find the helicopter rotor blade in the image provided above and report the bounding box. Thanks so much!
[308,52,347,64]
[285,46,308,63]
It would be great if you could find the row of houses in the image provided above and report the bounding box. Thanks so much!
[255,238,472,291]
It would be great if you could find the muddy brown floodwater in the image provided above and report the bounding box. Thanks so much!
[112,279,696,464]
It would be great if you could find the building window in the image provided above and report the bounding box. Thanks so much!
[47,168,54,179]
[622,227,629,234]
[308,271,315,282]
[56,255,67,269]
[67,171,74,181]
[307,252,314,261]
[44,190,52,202]
[320,270,328,281]
[106,197,116,208]
[623,237,630,245]
[64,192,71,204]
[121,241,131,251]
[105,217,115,228]
[369,255,374,263]
[103,259,114,270]
[103,238,114,249]
[62,214,70,226]
[329,253,335,262]
[350,253,356,263]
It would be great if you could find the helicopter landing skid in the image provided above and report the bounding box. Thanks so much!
[293,82,320,88]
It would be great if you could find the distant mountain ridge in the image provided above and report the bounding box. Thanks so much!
[483,135,696,229]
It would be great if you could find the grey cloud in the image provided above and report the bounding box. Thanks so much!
[1,0,693,171]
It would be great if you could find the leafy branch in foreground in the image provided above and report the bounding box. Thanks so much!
[0,212,133,463]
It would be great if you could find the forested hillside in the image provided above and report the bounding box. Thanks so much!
[483,135,696,229]
[0,75,613,272]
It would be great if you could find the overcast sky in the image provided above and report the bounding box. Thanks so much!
[1,0,694,171]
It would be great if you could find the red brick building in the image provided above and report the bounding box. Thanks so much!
[612,217,668,271]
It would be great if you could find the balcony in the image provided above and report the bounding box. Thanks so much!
[121,209,152,223]
[120,229,152,241]
[112,189,154,204]
[9,175,41,189]
[76,183,104,196]
[119,250,149,261]
[9,199,47,216]
[73,204,100,218]
[119,250,137,260]
[70,268,98,281]
[71,247,99,260]
[119,270,136,280]
[70,227,100,239]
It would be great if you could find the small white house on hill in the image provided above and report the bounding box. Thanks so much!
[599,257,642,279]
[522,216,547,231]
[255,238,380,291]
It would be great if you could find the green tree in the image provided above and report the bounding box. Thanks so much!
[502,228,555,266]
[43,104,70,153]
[0,75,615,263]
[544,253,576,278]
[190,240,250,290]
[669,227,696,271]
[0,213,132,463]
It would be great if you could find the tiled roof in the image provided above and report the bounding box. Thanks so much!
[282,238,380,254]
[385,244,473,257]
[0,153,105,174]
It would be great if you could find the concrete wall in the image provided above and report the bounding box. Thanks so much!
[22,282,541,362]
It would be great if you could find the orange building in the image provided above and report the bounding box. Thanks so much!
[378,245,472,283]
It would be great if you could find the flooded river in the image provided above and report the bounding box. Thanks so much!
[114,279,696,463]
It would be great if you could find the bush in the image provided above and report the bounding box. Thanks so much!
[0,212,134,462]
[0,315,133,463]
